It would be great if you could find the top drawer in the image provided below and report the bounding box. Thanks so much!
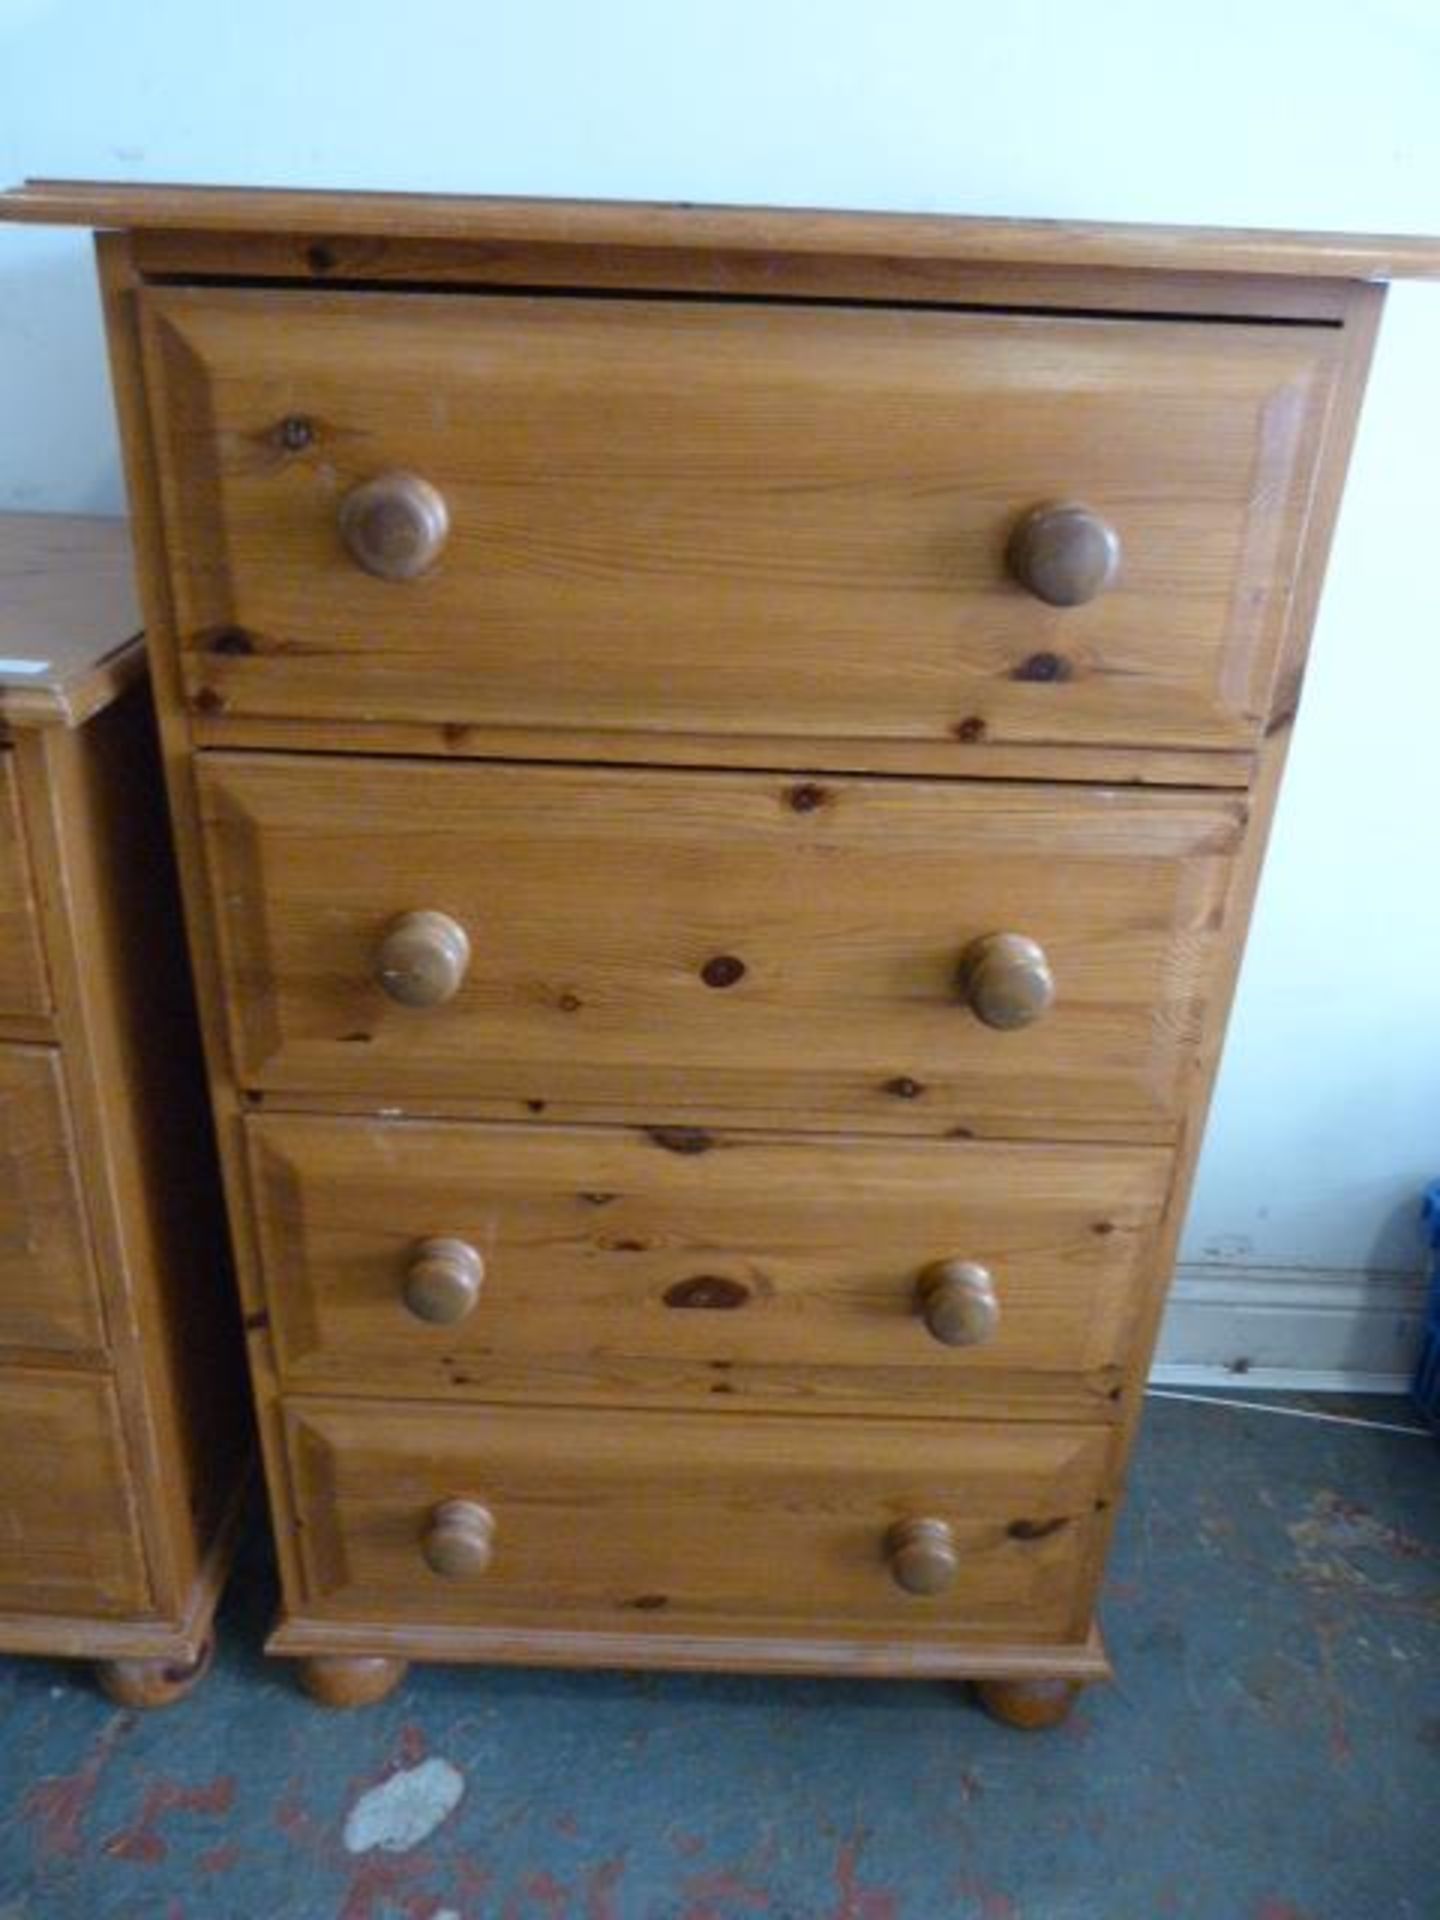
[0,751,49,1021]
[143,289,1335,754]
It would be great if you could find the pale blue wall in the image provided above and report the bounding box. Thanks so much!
[2,0,1437,1280]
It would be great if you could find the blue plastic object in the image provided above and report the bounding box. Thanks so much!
[1413,1180,1440,1427]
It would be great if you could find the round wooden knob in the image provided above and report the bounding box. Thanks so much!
[422,1500,495,1580]
[374,910,471,1008]
[916,1260,999,1348]
[339,472,450,581]
[1007,503,1120,607]
[957,932,1054,1031]
[886,1518,960,1596]
[403,1237,485,1326]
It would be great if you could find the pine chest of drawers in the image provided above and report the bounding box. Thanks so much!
[8,182,1430,1718]
[0,513,245,1706]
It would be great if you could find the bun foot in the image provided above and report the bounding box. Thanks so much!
[974,1676,1081,1730]
[95,1635,214,1709]
[298,1654,408,1707]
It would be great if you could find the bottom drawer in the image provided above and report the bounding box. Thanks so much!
[287,1399,1107,1645]
[0,1370,148,1618]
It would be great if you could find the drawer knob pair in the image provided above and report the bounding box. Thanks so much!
[339,472,450,581]
[404,1237,485,1325]
[399,1241,997,1343]
[420,1498,957,1597]
[336,477,1117,611]
[372,914,1052,1030]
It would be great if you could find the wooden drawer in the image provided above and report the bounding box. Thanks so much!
[249,1113,1169,1416]
[0,751,49,1020]
[200,754,1241,1140]
[0,1046,104,1354]
[286,1397,1106,1644]
[145,289,1334,753]
[0,1370,148,1616]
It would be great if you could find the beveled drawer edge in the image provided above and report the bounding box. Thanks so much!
[0,1364,153,1616]
[131,235,1366,324]
[262,1366,1130,1426]
[236,1085,1182,1148]
[0,743,53,1022]
[0,1013,58,1045]
[0,1462,246,1658]
[189,714,1258,791]
[269,1373,1135,1429]
[0,1038,108,1356]
[268,1611,1111,1681]
[0,1343,112,1375]
[267,1371,1129,1426]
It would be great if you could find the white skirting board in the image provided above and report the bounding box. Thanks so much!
[1149,1264,1429,1393]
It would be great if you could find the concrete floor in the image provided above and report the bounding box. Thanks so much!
[0,1392,1436,1919]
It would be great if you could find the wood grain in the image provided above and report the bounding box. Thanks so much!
[0,1045,104,1354]
[186,709,1258,790]
[20,703,249,1619]
[0,751,50,1020]
[0,539,247,1674]
[123,229,1367,323]
[270,1611,1111,1681]
[198,754,1242,1140]
[1075,282,1392,1616]
[246,1114,1168,1415]
[144,289,1335,753]
[6,179,1440,280]
[98,231,300,1641]
[66,201,1397,1700]
[286,1397,1107,1642]
[0,1369,149,1616]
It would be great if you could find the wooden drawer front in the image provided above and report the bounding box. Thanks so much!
[0,751,48,1020]
[287,1398,1105,1642]
[0,1370,148,1616]
[0,1047,104,1354]
[146,289,1333,753]
[201,754,1241,1140]
[250,1114,1169,1416]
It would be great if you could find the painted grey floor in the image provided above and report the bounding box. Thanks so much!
[0,1393,1437,1919]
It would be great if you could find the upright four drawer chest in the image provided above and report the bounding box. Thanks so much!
[6,183,1432,1719]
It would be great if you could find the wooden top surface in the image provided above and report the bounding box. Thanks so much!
[4,179,1440,281]
[0,516,143,728]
